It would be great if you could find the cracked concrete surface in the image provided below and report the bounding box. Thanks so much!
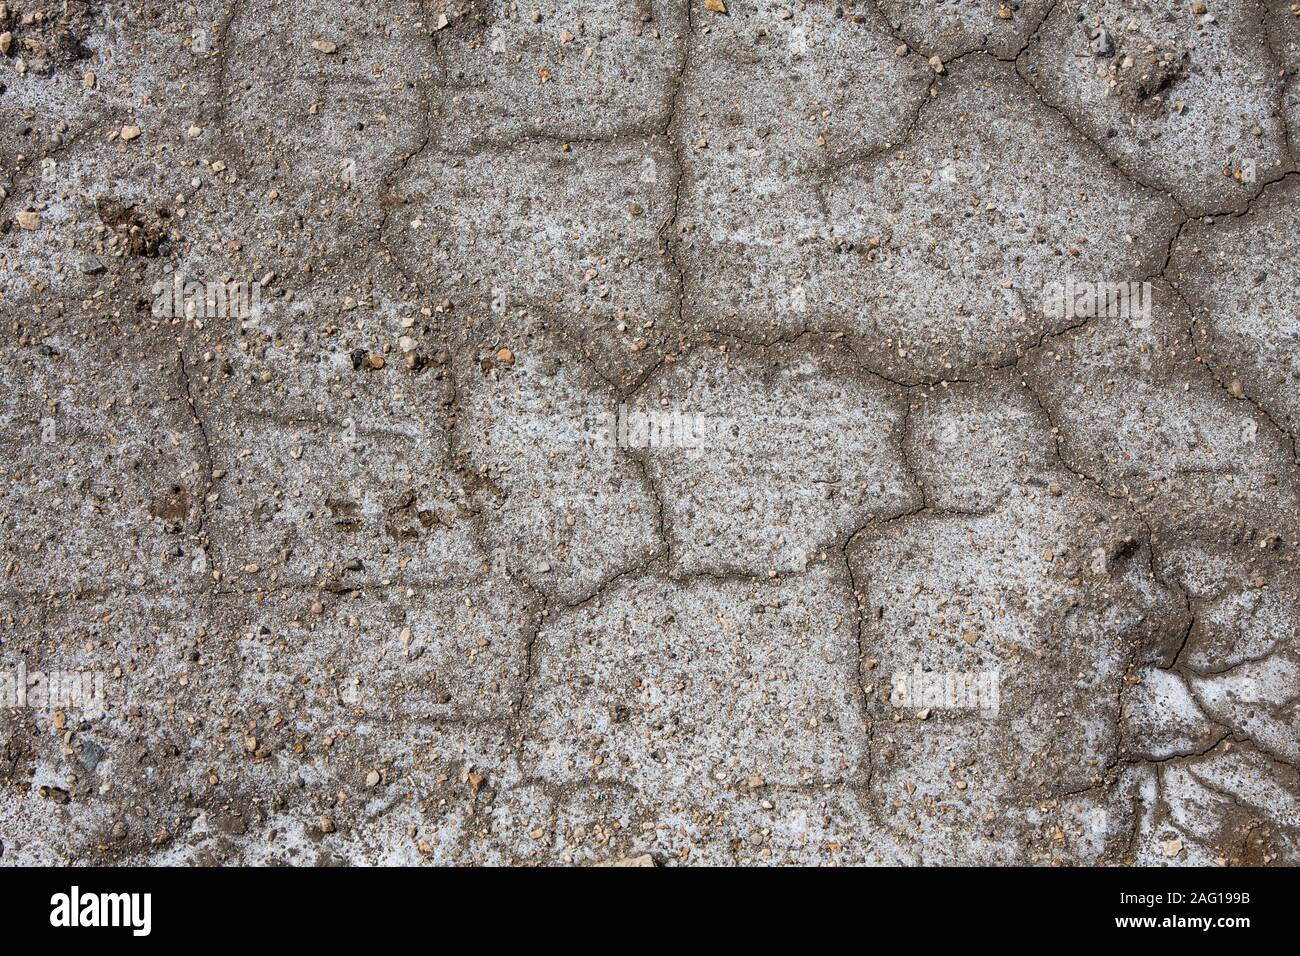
[1,0,1298,867]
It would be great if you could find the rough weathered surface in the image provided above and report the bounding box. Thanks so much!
[1023,0,1292,213]
[1,0,1298,867]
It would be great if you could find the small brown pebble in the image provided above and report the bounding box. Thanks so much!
[495,347,515,366]
[120,125,141,141]
[319,817,335,833]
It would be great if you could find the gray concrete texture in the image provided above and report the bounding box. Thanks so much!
[0,0,1298,865]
